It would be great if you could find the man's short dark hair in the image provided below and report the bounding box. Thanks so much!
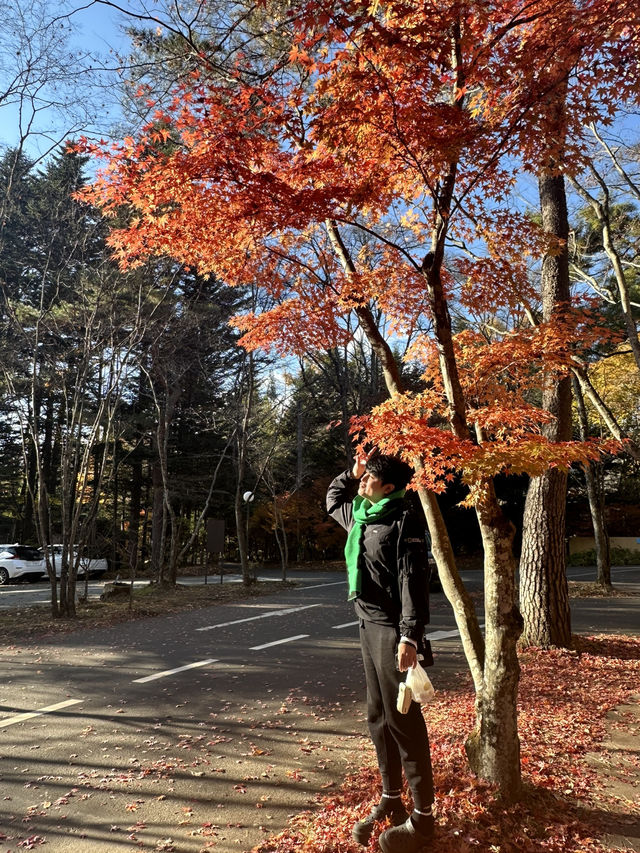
[365,454,413,491]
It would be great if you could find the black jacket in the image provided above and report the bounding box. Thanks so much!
[326,470,432,659]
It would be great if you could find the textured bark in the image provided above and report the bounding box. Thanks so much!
[519,470,571,647]
[466,480,522,793]
[328,177,522,795]
[418,472,485,691]
[520,170,572,648]
[420,130,522,790]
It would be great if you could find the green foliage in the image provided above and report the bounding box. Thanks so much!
[0,145,248,563]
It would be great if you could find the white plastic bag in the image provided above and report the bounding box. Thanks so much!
[405,661,435,704]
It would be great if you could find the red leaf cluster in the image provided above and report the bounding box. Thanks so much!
[75,0,640,481]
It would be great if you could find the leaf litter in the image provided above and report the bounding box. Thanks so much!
[251,634,640,853]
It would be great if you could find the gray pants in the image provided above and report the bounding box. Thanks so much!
[359,619,434,811]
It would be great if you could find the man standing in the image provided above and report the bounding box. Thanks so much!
[326,453,435,853]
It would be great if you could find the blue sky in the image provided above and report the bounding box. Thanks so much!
[73,2,128,55]
[0,1,133,162]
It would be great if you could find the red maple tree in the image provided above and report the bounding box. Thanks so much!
[77,0,638,796]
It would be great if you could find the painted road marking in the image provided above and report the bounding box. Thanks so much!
[0,699,82,729]
[426,628,463,640]
[133,658,218,683]
[250,634,309,651]
[299,581,347,590]
[196,603,321,632]
[329,624,483,641]
[0,588,52,595]
[426,625,485,641]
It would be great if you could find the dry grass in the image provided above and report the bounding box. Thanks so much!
[568,580,637,598]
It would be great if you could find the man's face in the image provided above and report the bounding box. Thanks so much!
[358,467,395,504]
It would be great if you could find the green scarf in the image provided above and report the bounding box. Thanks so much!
[344,489,406,601]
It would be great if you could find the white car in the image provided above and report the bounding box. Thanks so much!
[41,546,108,580]
[0,544,46,585]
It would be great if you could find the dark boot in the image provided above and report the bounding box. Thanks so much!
[352,799,408,846]
[378,814,434,853]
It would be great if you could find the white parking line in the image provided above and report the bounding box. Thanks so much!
[300,581,347,590]
[133,658,218,683]
[330,624,471,641]
[426,624,485,641]
[426,628,463,640]
[0,699,82,729]
[196,603,321,632]
[329,622,465,635]
[250,634,309,651]
[0,588,46,595]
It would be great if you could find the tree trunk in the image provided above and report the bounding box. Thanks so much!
[465,480,522,791]
[417,476,485,691]
[519,470,571,647]
[141,466,152,569]
[569,168,640,371]
[327,173,522,796]
[422,260,522,797]
[128,454,143,576]
[585,462,611,588]
[272,495,289,580]
[151,460,164,582]
[111,451,119,587]
[235,353,254,585]
[520,170,572,648]
[326,218,485,694]
[42,391,55,494]
[296,398,303,560]
[417,107,523,786]
[572,375,611,588]
[21,434,38,542]
[235,486,251,582]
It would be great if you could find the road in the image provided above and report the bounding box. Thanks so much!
[2,564,638,611]
[0,574,233,611]
[0,568,638,853]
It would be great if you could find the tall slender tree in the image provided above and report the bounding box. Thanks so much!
[519,168,574,648]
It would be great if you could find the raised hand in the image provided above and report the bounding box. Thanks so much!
[352,453,369,479]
